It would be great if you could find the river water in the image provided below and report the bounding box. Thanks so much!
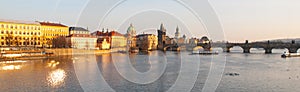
[0,48,300,92]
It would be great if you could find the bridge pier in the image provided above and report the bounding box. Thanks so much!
[243,47,250,53]
[264,48,272,54]
[288,48,299,53]
[222,47,231,52]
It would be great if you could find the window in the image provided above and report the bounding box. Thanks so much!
[1,24,3,28]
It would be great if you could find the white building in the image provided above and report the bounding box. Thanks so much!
[69,27,90,35]
[66,27,98,49]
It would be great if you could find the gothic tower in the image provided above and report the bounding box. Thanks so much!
[175,26,180,39]
[157,23,166,50]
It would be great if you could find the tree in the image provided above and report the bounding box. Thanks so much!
[52,36,67,48]
[5,31,13,47]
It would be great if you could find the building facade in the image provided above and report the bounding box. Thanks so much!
[0,19,42,47]
[39,22,69,47]
[136,34,158,51]
[92,30,126,49]
[66,34,97,49]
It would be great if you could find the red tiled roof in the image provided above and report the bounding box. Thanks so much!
[109,31,124,36]
[92,31,124,36]
[39,22,68,27]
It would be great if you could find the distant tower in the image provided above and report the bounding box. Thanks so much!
[175,26,180,39]
[157,23,167,50]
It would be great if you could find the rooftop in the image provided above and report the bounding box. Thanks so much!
[39,22,68,27]
[92,31,124,37]
[69,27,89,31]
[0,19,40,25]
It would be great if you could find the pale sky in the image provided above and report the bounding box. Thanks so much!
[0,0,300,42]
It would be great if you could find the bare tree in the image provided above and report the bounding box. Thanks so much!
[52,36,67,48]
[5,31,13,47]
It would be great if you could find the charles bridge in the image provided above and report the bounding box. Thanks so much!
[163,40,300,54]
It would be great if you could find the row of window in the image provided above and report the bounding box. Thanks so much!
[0,41,42,46]
[0,31,69,37]
[0,36,42,40]
[0,24,41,30]
[44,34,68,36]
[0,30,41,35]
[43,28,67,32]
[70,31,90,34]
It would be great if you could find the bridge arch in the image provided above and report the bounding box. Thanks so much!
[250,48,265,53]
[272,48,289,54]
[228,46,243,53]
[287,47,300,53]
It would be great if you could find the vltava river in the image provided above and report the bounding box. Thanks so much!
[1,48,300,92]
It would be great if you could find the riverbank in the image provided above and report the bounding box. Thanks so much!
[44,48,127,56]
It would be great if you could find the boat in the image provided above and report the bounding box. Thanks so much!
[191,51,219,55]
[0,50,54,59]
[281,52,300,58]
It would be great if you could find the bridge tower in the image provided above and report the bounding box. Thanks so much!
[157,23,167,50]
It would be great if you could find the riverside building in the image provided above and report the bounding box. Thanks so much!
[0,19,69,48]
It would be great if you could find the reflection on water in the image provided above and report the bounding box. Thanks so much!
[0,49,300,91]
[47,60,60,68]
[0,60,27,70]
[2,65,22,70]
[47,69,66,87]
[0,56,82,92]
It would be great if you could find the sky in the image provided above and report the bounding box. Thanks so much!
[0,0,300,42]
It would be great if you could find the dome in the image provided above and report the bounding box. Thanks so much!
[200,36,209,41]
[127,24,136,36]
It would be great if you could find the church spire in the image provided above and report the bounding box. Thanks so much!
[160,23,166,32]
[175,26,180,39]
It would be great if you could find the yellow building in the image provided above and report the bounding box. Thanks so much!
[0,19,69,48]
[136,34,158,51]
[0,19,42,47]
[39,22,69,47]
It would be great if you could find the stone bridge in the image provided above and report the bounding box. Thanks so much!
[210,41,300,53]
[163,40,300,54]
